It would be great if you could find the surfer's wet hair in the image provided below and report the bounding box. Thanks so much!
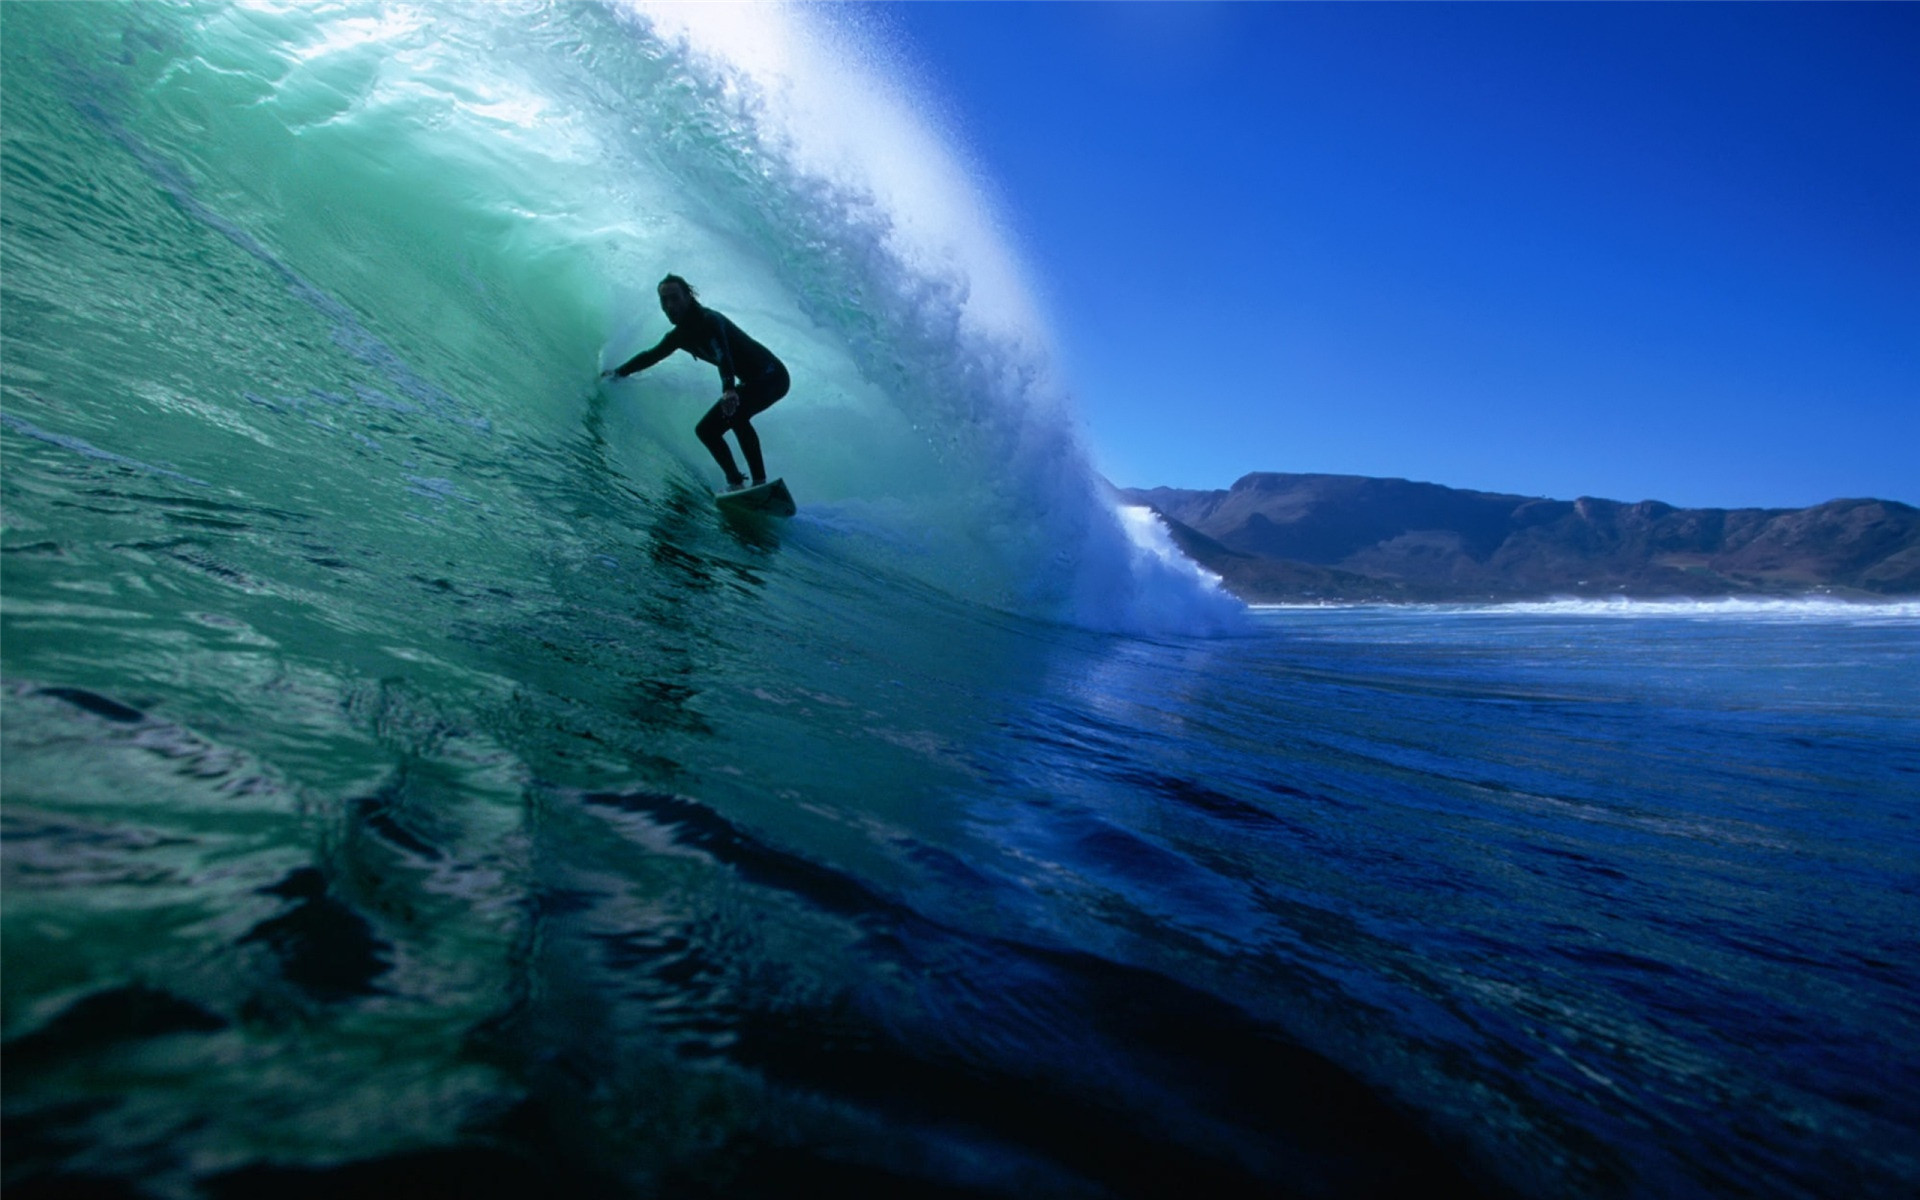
[658,274,697,299]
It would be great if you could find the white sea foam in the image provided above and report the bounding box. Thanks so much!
[1473,597,1920,622]
[1253,597,1920,623]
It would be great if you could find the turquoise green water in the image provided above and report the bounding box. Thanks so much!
[6,5,1918,1198]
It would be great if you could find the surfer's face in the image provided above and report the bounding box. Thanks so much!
[658,282,694,324]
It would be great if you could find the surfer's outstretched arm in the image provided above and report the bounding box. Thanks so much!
[605,330,680,380]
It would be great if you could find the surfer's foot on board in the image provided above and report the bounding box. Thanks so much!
[722,475,749,492]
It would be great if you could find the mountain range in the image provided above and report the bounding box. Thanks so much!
[1118,473,1920,603]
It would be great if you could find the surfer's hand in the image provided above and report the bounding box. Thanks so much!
[719,390,739,417]
[600,369,618,381]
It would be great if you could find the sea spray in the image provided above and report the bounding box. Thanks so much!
[609,0,1245,633]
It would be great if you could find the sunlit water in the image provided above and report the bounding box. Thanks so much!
[5,5,1917,1198]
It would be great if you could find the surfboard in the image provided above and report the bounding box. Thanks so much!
[715,477,796,518]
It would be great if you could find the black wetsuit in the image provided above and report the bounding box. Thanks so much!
[614,306,789,485]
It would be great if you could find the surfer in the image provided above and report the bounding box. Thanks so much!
[603,275,790,492]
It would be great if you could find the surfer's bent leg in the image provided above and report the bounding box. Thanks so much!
[694,405,745,484]
[732,420,766,486]
[707,363,789,485]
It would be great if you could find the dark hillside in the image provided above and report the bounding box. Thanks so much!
[1120,474,1920,602]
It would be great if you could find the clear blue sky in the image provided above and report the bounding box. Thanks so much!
[859,3,1917,509]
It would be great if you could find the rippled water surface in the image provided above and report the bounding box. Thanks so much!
[9,581,1917,1197]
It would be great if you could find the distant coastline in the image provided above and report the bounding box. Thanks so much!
[1119,473,1920,604]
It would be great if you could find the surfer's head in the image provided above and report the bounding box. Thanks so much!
[658,275,698,325]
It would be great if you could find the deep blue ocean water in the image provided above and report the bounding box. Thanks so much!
[4,5,1917,1197]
